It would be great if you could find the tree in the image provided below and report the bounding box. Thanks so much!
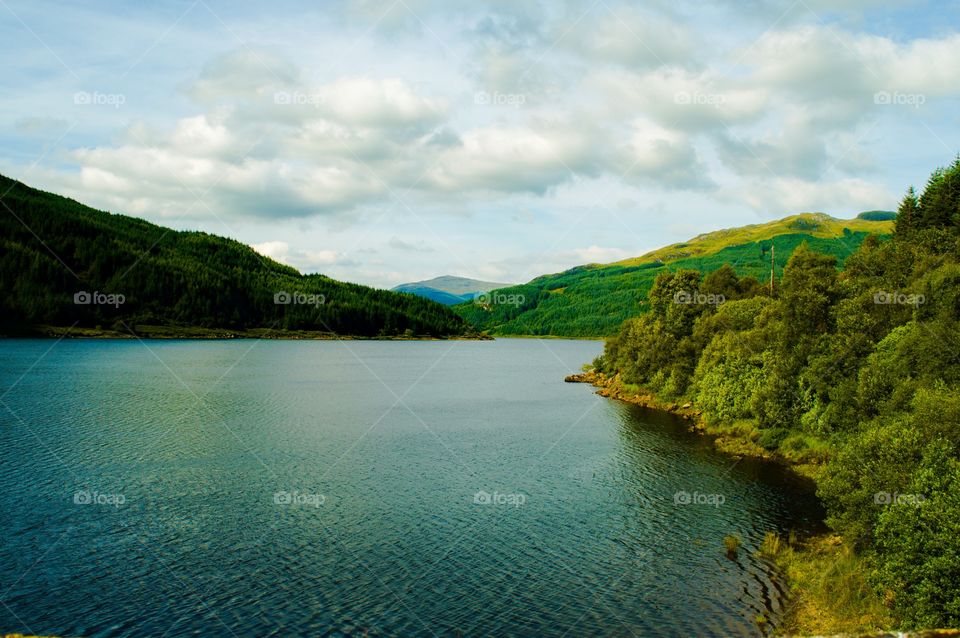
[894,186,920,237]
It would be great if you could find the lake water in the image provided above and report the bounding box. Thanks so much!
[0,338,823,637]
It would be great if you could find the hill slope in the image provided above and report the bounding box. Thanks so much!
[453,213,894,337]
[392,275,514,305]
[0,174,471,337]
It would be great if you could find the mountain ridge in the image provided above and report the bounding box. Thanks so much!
[392,275,514,305]
[453,212,895,337]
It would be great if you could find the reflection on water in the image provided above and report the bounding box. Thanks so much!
[0,339,823,637]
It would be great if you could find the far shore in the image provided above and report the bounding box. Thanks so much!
[0,325,492,341]
[489,334,607,341]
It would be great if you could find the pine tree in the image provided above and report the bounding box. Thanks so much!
[895,186,919,237]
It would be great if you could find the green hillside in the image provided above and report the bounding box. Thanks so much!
[593,157,960,632]
[0,174,472,337]
[453,213,894,337]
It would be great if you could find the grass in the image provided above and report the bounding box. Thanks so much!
[453,212,894,337]
[614,212,893,267]
[724,534,742,557]
[758,532,894,634]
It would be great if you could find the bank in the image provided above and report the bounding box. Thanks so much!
[564,369,906,636]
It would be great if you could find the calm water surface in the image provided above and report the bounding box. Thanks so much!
[0,339,823,637]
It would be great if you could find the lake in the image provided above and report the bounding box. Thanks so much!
[0,338,823,637]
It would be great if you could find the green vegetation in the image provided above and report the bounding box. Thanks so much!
[759,533,894,633]
[0,174,472,337]
[858,210,898,221]
[453,213,893,337]
[594,158,960,630]
[723,533,742,557]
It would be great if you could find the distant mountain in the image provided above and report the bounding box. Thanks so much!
[392,275,514,305]
[0,174,473,337]
[452,212,896,337]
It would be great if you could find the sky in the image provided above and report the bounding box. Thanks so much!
[2,0,959,289]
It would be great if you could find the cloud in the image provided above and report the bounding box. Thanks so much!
[608,118,711,188]
[587,68,769,132]
[565,7,696,69]
[727,176,892,215]
[188,47,300,103]
[571,245,632,263]
[6,1,960,289]
[745,27,960,104]
[425,122,594,194]
[251,240,356,272]
[317,77,447,128]
[715,115,830,180]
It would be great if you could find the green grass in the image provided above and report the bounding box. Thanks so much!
[759,533,894,635]
[453,213,893,337]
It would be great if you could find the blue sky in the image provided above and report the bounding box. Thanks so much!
[2,0,959,288]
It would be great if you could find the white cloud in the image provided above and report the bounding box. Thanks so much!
[609,118,710,188]
[565,7,696,69]
[571,245,632,263]
[318,77,447,128]
[425,123,594,193]
[252,240,290,262]
[251,240,354,273]
[728,176,892,215]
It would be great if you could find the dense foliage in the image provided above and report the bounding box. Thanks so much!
[0,174,471,337]
[453,214,892,337]
[595,158,960,628]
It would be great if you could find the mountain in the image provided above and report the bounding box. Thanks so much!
[0,174,472,337]
[452,212,895,337]
[392,275,514,305]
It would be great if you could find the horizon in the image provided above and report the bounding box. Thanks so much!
[0,167,899,289]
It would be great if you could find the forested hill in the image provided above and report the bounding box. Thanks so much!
[0,174,471,337]
[597,157,960,629]
[453,212,894,337]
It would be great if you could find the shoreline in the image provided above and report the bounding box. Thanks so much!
[0,325,492,341]
[564,369,901,636]
[564,369,820,479]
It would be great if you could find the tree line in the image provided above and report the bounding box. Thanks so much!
[595,157,960,628]
[0,174,471,337]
